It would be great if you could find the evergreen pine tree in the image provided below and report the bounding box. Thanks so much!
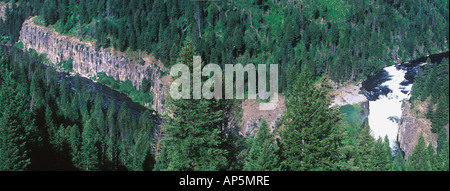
[105,101,118,169]
[426,143,438,171]
[0,74,35,171]
[160,40,228,171]
[44,0,57,26]
[355,119,375,170]
[0,112,31,171]
[153,143,169,171]
[79,118,100,171]
[407,134,430,171]
[129,30,137,51]
[370,136,392,171]
[280,69,344,171]
[69,95,80,123]
[243,119,280,171]
[131,127,153,171]
[431,95,449,133]
[45,104,57,140]
[58,79,70,118]
[392,150,406,171]
[30,67,45,113]
[439,137,449,171]
[68,124,82,168]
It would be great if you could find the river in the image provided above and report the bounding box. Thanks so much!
[362,51,449,155]
[55,69,160,125]
[2,44,158,122]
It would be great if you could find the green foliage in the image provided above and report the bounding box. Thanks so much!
[339,104,363,144]
[56,58,74,72]
[354,119,375,171]
[280,69,345,171]
[132,110,155,171]
[95,72,153,107]
[12,0,446,93]
[0,47,157,171]
[407,135,432,171]
[32,15,46,26]
[0,112,31,171]
[79,118,100,171]
[369,136,392,171]
[392,150,406,171]
[1,0,449,172]
[0,59,37,171]
[68,124,82,167]
[432,95,449,133]
[439,137,450,171]
[411,58,449,148]
[157,41,230,171]
[30,66,45,112]
[14,41,23,49]
[402,134,448,171]
[0,0,35,43]
[243,119,280,171]
[153,143,169,171]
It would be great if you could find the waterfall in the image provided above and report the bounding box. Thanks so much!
[362,52,448,156]
[362,60,429,156]
[367,64,420,155]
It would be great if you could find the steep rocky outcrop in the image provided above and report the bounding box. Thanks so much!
[331,81,367,107]
[19,17,168,113]
[0,3,7,20]
[397,101,438,160]
[240,96,285,137]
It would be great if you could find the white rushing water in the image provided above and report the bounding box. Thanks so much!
[367,64,420,154]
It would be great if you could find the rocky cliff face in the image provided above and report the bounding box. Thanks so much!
[240,96,285,137]
[0,3,7,20]
[397,101,437,160]
[19,17,167,113]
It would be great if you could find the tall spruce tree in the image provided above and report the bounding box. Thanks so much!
[153,142,169,171]
[105,100,118,170]
[243,119,280,171]
[407,134,431,171]
[280,69,344,171]
[158,40,228,171]
[0,73,35,171]
[439,137,449,171]
[355,119,375,170]
[392,149,406,171]
[79,118,100,171]
[68,124,82,169]
[369,136,392,171]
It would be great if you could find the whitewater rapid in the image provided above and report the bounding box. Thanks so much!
[362,52,448,155]
[367,65,416,154]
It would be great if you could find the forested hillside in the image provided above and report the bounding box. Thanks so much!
[0,46,157,170]
[410,58,449,154]
[2,0,448,90]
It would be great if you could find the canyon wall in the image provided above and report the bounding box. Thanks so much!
[19,17,167,113]
[397,101,438,160]
[0,3,7,20]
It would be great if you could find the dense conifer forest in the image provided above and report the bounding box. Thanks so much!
[0,0,449,171]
